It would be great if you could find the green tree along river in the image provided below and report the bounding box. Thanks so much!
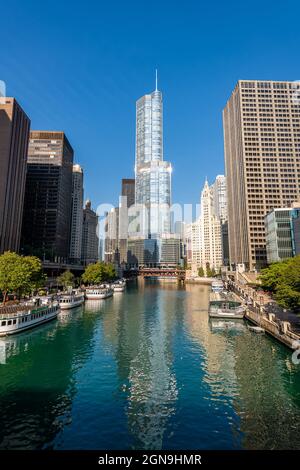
[0,281,300,450]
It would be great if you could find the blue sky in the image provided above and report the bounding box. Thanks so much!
[1,0,300,209]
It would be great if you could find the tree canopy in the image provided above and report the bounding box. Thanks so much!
[0,251,45,303]
[57,270,75,289]
[259,256,300,310]
[82,262,116,285]
[198,267,205,277]
[206,263,217,278]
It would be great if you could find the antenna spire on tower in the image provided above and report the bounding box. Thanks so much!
[155,69,158,91]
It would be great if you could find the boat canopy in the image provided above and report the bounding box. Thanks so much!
[209,292,242,308]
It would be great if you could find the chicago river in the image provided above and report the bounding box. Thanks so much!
[0,282,300,450]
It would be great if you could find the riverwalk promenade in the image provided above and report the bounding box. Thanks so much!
[225,277,300,350]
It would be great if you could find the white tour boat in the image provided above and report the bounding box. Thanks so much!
[59,290,85,310]
[85,286,114,300]
[0,297,59,336]
[211,280,224,293]
[209,292,245,319]
[112,280,126,292]
[210,319,247,332]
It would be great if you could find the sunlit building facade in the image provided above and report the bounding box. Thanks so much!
[127,76,176,267]
[223,80,300,270]
[211,175,229,266]
[104,207,120,264]
[186,180,224,274]
[135,86,172,238]
[211,175,227,223]
[200,180,223,272]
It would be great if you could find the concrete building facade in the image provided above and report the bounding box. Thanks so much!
[82,200,99,265]
[121,178,135,208]
[200,180,223,273]
[223,80,300,270]
[104,207,119,264]
[211,175,227,223]
[265,205,300,263]
[0,98,30,253]
[69,164,84,263]
[211,175,229,266]
[21,131,73,261]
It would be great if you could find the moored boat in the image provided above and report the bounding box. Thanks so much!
[211,279,224,293]
[59,290,85,309]
[248,325,265,334]
[85,286,113,300]
[210,319,246,332]
[209,292,245,319]
[0,297,59,336]
[112,280,126,292]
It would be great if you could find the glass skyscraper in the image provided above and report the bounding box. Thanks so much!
[126,76,180,267]
[135,82,172,238]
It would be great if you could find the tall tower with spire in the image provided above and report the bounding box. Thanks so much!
[135,72,172,238]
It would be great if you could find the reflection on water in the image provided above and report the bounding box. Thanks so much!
[0,281,299,449]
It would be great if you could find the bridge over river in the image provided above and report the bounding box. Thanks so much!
[124,267,186,281]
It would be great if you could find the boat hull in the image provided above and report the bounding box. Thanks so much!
[0,308,59,336]
[85,292,113,300]
[210,319,246,331]
[209,311,245,319]
[59,298,85,310]
[113,287,125,292]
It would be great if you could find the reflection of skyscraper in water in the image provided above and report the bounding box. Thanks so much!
[233,334,300,449]
[126,288,178,449]
[184,284,241,403]
[184,284,300,449]
[100,284,179,449]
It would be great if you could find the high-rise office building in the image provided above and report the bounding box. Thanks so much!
[81,200,99,265]
[104,207,119,264]
[127,237,158,267]
[200,180,223,272]
[186,180,223,274]
[188,220,202,271]
[121,178,135,208]
[223,80,300,270]
[174,221,187,265]
[128,75,177,267]
[211,175,227,223]
[0,98,30,253]
[21,131,73,261]
[265,204,300,263]
[135,77,172,237]
[69,164,84,263]
[293,210,300,256]
[118,179,135,264]
[221,221,229,267]
[211,175,229,265]
[158,234,181,266]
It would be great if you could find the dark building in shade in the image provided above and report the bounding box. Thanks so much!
[21,131,74,261]
[121,178,135,208]
[0,98,30,253]
[222,221,230,267]
[293,212,300,256]
[81,200,99,265]
[118,179,135,264]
